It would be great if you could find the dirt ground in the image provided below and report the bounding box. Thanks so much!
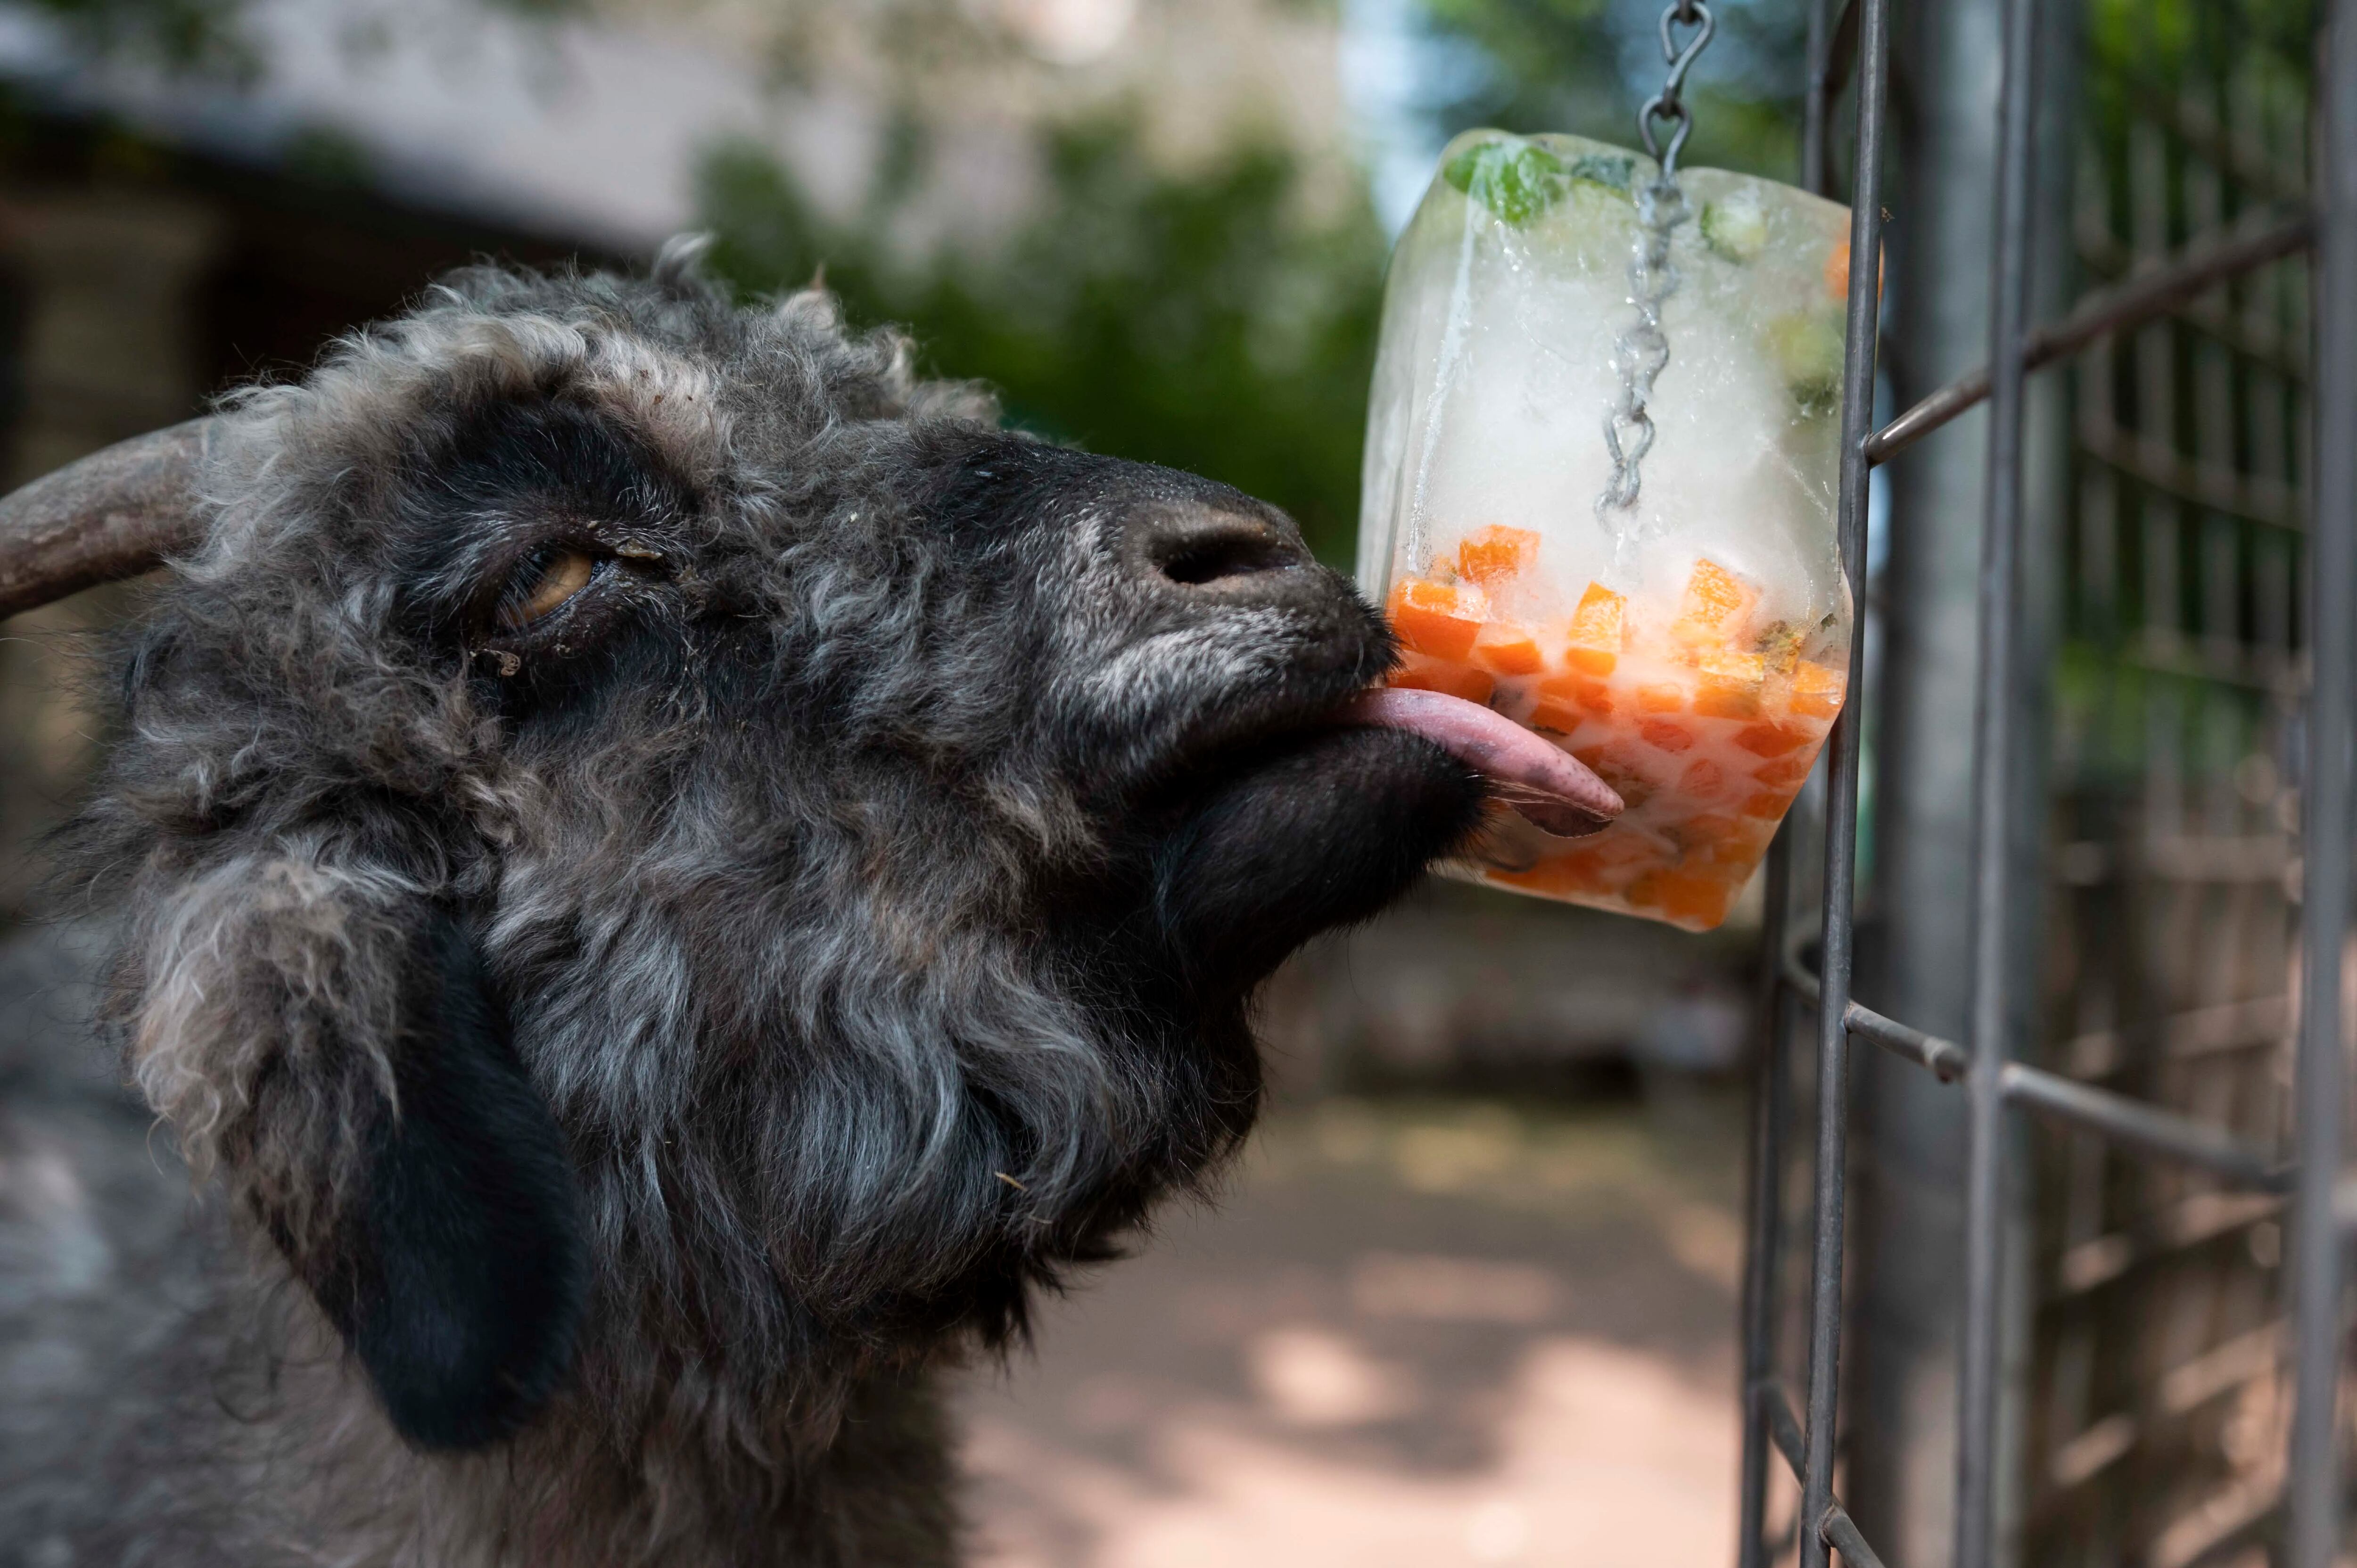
[955,1086,1754,1568]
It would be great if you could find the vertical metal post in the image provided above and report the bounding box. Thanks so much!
[2289,4,2357,1565]
[1736,12,1836,1559]
[1801,2,1891,1562]
[1738,831,1793,1568]
[1953,0,2039,1563]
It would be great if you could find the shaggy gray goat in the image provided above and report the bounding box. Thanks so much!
[0,241,1617,1566]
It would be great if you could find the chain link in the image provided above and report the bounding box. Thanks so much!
[1637,1,1716,178]
[1598,1,1717,526]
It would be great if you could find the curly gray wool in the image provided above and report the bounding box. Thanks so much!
[0,237,1486,1566]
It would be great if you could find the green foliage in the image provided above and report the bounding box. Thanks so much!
[1419,0,1620,138]
[1416,0,1811,182]
[700,117,1390,565]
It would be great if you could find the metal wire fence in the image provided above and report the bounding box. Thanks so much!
[1731,1,2355,1564]
[2027,10,2317,1562]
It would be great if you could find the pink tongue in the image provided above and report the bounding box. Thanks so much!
[1344,688,1624,837]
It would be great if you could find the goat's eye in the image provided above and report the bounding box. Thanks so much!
[498,546,597,631]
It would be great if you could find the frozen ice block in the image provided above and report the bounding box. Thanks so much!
[1358,130,1854,932]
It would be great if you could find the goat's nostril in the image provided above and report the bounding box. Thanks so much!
[1152,528,1295,589]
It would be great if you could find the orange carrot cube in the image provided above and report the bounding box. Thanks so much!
[1637,683,1689,714]
[1563,582,1626,676]
[1474,625,1546,676]
[1659,874,1735,927]
[1735,721,1809,758]
[1751,752,1816,788]
[1703,647,1766,683]
[1529,699,1582,733]
[1790,660,1848,720]
[1590,832,1662,871]
[1707,828,1772,866]
[1672,558,1761,648]
[1457,525,1542,589]
[1680,758,1731,801]
[1694,647,1767,719]
[1389,655,1495,706]
[1740,789,1794,820]
[1386,577,1488,661]
[1679,812,1741,848]
[1625,870,1733,927]
[1640,718,1697,754]
[1537,672,1614,719]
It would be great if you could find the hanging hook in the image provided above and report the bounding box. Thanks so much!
[1636,0,1716,177]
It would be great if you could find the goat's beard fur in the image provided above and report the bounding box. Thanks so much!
[5,241,1487,1565]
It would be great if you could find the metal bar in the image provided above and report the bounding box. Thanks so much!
[1739,21,1838,1560]
[1955,0,2039,1560]
[1800,0,1890,1560]
[1760,1378,1809,1481]
[2288,1,2357,1562]
[1864,211,2315,467]
[1821,1505,1890,1568]
[1822,0,1860,107]
[1760,1379,1895,1568]
[1795,978,2281,1187]
[1787,944,2283,1186]
[1800,0,1832,204]
[1738,829,1797,1568]
[1783,933,1822,1002]
[1995,1064,2291,1193]
[1846,1000,1971,1082]
[1785,948,1971,1087]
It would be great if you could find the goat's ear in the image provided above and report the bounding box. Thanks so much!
[323,909,587,1449]
[130,870,586,1450]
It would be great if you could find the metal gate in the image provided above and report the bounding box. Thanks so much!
[1730,0,2357,1564]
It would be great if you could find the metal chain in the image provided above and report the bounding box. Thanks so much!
[1598,1,1718,525]
[1638,0,1717,179]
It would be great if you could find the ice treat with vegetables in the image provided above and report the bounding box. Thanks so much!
[1357,129,1854,931]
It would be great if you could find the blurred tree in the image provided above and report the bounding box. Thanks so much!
[1413,0,1812,181]
[701,116,1388,566]
[10,0,253,74]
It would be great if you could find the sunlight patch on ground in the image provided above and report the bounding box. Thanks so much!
[966,1335,1734,1568]
[958,1092,1749,1568]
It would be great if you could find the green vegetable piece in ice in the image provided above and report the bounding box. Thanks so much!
[1753,619,1806,671]
[1442,139,1635,226]
[1563,153,1635,194]
[1766,311,1846,417]
[1442,141,1562,225]
[1701,191,1769,261]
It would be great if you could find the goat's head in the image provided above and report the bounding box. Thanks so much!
[6,242,1615,1457]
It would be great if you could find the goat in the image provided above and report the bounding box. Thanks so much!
[0,241,1617,1566]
